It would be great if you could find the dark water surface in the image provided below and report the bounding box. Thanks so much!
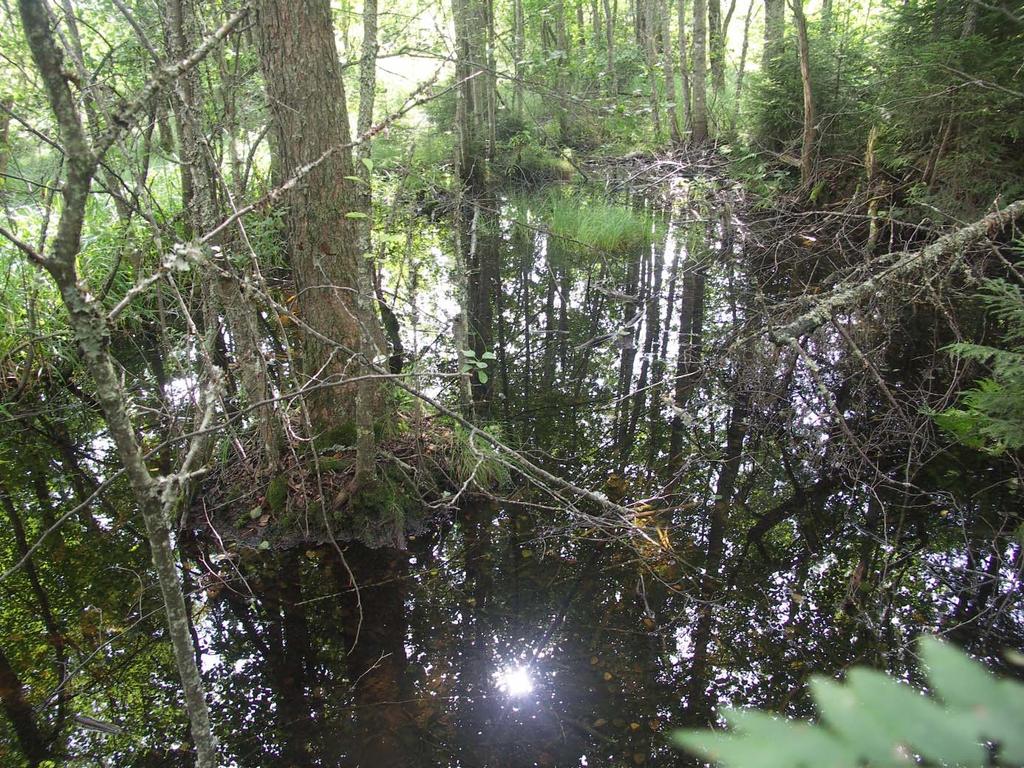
[189,165,1022,768]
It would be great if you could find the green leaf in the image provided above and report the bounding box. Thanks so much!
[477,370,488,384]
[723,710,857,768]
[344,211,369,219]
[810,677,898,766]
[844,668,984,766]
[920,636,1024,763]
[462,349,476,357]
[673,636,1024,768]
[361,157,374,172]
[481,351,497,360]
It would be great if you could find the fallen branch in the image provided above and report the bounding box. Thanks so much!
[772,198,1024,342]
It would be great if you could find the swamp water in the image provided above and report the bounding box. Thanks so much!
[182,165,1020,768]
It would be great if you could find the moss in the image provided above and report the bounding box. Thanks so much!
[314,421,358,452]
[316,456,351,473]
[265,474,289,513]
[344,467,413,548]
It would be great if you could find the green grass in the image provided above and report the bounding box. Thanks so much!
[547,192,652,254]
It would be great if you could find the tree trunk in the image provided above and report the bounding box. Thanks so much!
[792,0,815,188]
[15,3,218,765]
[661,0,682,144]
[254,0,384,442]
[730,0,755,133]
[678,0,692,133]
[707,0,725,93]
[0,96,12,204]
[643,0,663,138]
[691,0,709,142]
[168,0,281,470]
[514,0,525,114]
[604,0,616,91]
[0,645,49,767]
[354,0,382,484]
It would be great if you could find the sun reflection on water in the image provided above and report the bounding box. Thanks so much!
[494,665,534,697]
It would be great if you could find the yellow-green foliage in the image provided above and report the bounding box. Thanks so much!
[265,474,289,513]
[547,192,652,254]
[448,424,510,490]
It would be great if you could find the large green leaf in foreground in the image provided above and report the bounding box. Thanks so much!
[674,637,1024,767]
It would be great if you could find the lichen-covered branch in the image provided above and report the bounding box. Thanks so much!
[773,198,1024,342]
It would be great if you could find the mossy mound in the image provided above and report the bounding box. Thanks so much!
[187,417,509,553]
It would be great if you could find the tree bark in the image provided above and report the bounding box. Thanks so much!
[730,1,755,133]
[643,0,663,138]
[0,645,49,767]
[792,0,816,188]
[691,0,709,142]
[254,0,383,438]
[604,0,616,92]
[0,96,12,204]
[707,0,725,93]
[678,0,692,133]
[661,0,682,143]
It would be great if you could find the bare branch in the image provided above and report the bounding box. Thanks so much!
[773,198,1024,342]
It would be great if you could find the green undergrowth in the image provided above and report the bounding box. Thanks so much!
[446,422,511,490]
[545,191,654,255]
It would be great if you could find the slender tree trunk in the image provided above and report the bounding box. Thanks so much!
[678,0,692,133]
[354,0,382,484]
[730,1,755,133]
[514,0,525,114]
[707,0,724,93]
[169,0,281,470]
[791,0,815,187]
[691,0,709,142]
[0,96,12,204]
[865,124,880,255]
[604,0,616,91]
[661,0,682,144]
[643,0,663,138]
[15,4,218,765]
